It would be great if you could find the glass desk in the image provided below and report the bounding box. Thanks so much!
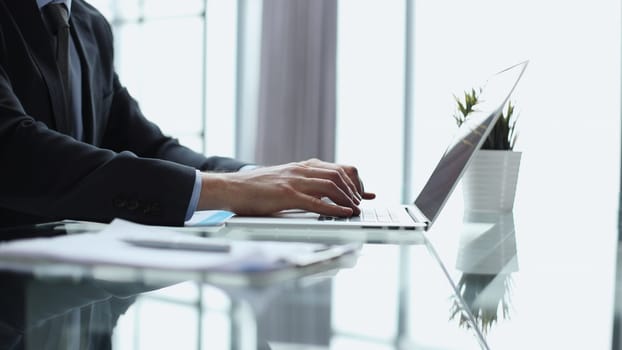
[423,188,619,350]
[0,221,488,350]
[1,176,620,350]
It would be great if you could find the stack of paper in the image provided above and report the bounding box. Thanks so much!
[0,219,360,272]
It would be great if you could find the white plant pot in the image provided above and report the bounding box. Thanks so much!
[462,150,522,212]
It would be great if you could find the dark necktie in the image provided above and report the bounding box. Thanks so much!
[42,3,75,137]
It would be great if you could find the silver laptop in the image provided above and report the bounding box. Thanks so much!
[226,61,528,231]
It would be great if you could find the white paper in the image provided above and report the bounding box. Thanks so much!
[0,219,356,272]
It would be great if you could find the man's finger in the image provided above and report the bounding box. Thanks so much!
[295,167,360,205]
[362,192,376,200]
[336,167,361,201]
[294,192,354,217]
[298,178,360,215]
[357,178,376,199]
[341,165,364,196]
[302,160,362,201]
[301,159,372,201]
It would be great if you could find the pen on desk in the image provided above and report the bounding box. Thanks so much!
[122,238,231,253]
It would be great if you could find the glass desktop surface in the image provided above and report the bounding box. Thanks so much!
[420,172,619,349]
[0,223,485,350]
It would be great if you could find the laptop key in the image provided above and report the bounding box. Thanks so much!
[318,208,399,224]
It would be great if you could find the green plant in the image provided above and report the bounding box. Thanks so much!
[454,89,518,150]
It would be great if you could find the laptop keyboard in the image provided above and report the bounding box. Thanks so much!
[318,208,399,223]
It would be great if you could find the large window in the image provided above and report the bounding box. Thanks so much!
[337,1,621,210]
[336,0,407,205]
[410,1,621,219]
[88,0,239,157]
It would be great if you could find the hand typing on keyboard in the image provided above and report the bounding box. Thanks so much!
[198,158,376,218]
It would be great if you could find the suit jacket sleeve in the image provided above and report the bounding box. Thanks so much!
[0,66,195,225]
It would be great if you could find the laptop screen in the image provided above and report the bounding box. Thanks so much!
[414,61,528,226]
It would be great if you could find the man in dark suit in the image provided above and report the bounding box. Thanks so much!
[0,0,375,227]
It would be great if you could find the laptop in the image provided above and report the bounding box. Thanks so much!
[226,61,528,231]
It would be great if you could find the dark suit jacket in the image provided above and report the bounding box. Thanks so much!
[0,0,246,227]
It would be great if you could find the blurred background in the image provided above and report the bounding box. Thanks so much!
[87,0,620,207]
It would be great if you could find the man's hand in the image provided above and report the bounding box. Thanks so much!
[197,159,375,217]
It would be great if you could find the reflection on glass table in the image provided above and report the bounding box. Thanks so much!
[111,244,484,350]
[0,269,160,350]
[448,211,517,338]
[0,222,488,350]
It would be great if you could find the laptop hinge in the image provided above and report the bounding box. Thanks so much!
[405,205,430,226]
